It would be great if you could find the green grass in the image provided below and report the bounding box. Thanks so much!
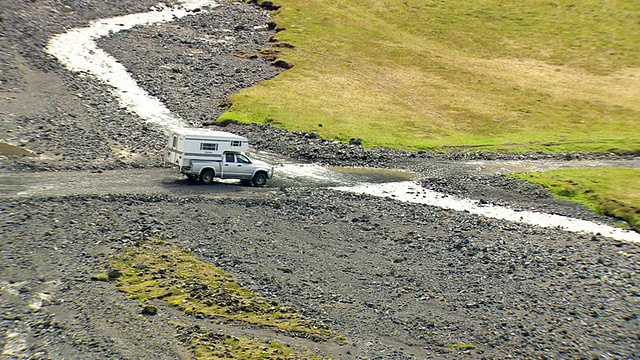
[509,167,640,231]
[219,0,640,152]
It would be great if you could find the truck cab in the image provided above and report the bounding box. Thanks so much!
[222,152,255,179]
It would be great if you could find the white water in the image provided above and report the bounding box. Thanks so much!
[277,163,339,183]
[44,1,640,244]
[333,181,640,243]
[46,0,220,129]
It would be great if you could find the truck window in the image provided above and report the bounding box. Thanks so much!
[236,154,250,164]
[201,143,218,151]
[231,140,242,147]
[225,153,235,162]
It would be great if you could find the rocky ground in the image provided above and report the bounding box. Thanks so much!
[1,0,639,359]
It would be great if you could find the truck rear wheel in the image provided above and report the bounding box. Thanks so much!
[252,172,267,187]
[200,170,214,185]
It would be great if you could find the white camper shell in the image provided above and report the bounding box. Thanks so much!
[165,128,274,186]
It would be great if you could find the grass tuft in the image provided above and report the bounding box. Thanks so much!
[182,329,322,360]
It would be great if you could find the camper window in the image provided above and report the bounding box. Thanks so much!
[201,143,218,151]
[172,136,177,148]
[231,140,242,147]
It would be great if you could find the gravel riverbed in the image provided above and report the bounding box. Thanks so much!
[1,1,639,359]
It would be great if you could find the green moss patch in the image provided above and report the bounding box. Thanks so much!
[106,239,343,356]
[176,323,324,360]
[435,340,477,354]
[510,167,640,231]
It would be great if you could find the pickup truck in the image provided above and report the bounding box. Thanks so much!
[165,128,275,186]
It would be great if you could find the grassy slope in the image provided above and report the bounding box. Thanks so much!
[509,168,640,231]
[220,0,640,152]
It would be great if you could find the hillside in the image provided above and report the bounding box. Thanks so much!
[221,0,640,153]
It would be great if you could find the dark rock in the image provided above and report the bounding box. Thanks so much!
[141,305,158,316]
[271,59,293,69]
[107,269,122,280]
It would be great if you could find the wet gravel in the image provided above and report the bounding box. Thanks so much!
[1,0,639,359]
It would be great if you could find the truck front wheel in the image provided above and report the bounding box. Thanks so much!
[200,170,214,185]
[252,172,267,187]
